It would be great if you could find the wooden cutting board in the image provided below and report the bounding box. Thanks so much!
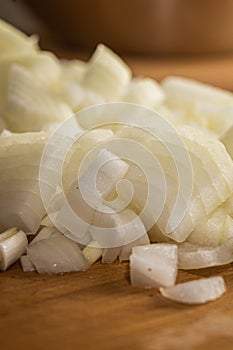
[1,52,233,350]
[1,261,233,350]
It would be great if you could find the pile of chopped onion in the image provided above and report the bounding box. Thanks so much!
[1,19,233,305]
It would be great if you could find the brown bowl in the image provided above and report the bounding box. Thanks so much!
[25,0,233,55]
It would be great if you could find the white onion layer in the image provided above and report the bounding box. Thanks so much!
[130,244,177,288]
[160,276,226,304]
[178,242,233,269]
[27,233,89,274]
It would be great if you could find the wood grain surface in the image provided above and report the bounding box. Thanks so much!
[1,261,233,350]
[1,53,233,350]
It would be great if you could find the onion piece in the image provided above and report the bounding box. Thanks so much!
[160,276,226,304]
[220,124,233,160]
[40,215,54,227]
[54,149,129,243]
[162,77,233,135]
[178,242,233,270]
[82,44,131,101]
[92,208,147,250]
[61,58,87,83]
[101,247,121,264]
[0,19,37,59]
[27,233,89,274]
[82,240,102,265]
[130,244,178,288]
[119,233,150,262]
[158,125,233,242]
[5,64,72,132]
[0,228,28,271]
[187,207,227,247]
[20,255,35,272]
[0,131,49,233]
[29,227,59,245]
[122,78,165,108]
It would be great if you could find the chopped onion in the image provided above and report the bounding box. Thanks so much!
[122,78,165,108]
[101,247,121,264]
[0,18,37,60]
[178,242,233,269]
[27,233,89,274]
[162,76,233,135]
[40,215,54,227]
[0,228,28,271]
[29,227,59,245]
[187,207,227,247]
[20,255,35,272]
[82,240,102,265]
[82,44,131,101]
[130,244,177,288]
[92,208,147,249]
[0,132,49,233]
[119,233,150,262]
[54,149,129,243]
[5,64,72,132]
[160,276,226,304]
[220,124,233,160]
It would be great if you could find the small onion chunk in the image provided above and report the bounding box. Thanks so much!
[0,228,28,271]
[27,233,89,274]
[130,243,178,288]
[20,255,35,272]
[83,240,102,265]
[160,276,226,304]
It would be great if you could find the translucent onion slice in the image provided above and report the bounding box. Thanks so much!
[82,240,102,265]
[0,228,28,271]
[40,215,54,227]
[130,244,177,288]
[162,76,233,135]
[55,149,129,242]
[180,126,233,201]
[77,88,104,111]
[82,44,131,101]
[160,276,226,304]
[119,233,150,262]
[194,103,233,135]
[61,58,87,83]
[92,208,147,250]
[29,227,59,245]
[62,129,114,192]
[5,64,72,132]
[178,242,233,269]
[187,207,227,247]
[162,76,233,109]
[0,19,37,59]
[101,247,121,264]
[159,126,233,242]
[122,78,165,108]
[220,214,233,244]
[20,255,35,272]
[27,233,89,274]
[0,132,49,233]
[220,124,233,160]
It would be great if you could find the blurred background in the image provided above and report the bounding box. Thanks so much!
[1,0,233,89]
